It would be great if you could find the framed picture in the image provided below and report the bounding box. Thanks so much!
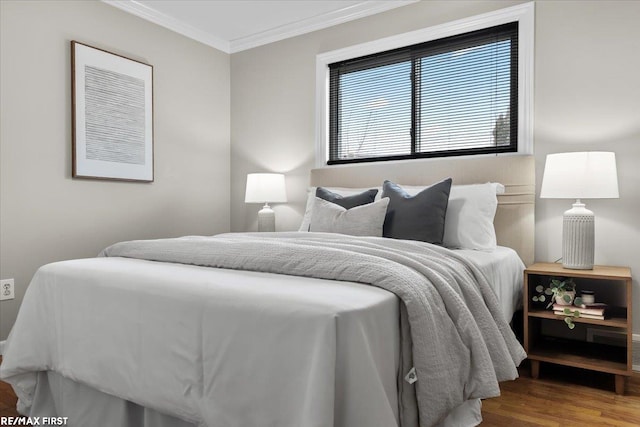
[71,41,154,182]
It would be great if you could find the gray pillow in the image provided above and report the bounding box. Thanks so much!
[316,187,378,209]
[382,178,452,244]
[309,197,390,236]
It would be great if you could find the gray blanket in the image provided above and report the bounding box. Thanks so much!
[101,232,526,427]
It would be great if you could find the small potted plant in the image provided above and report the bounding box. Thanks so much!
[532,278,577,309]
[532,277,579,329]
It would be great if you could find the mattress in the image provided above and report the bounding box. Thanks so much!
[1,234,523,427]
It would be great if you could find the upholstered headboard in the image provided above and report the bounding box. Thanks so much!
[310,155,535,266]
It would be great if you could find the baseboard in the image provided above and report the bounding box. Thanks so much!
[0,340,5,355]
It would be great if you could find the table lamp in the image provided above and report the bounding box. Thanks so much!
[540,152,619,269]
[245,173,287,232]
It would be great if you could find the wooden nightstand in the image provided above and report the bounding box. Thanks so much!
[524,263,632,394]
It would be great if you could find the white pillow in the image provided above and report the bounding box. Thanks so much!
[309,197,389,237]
[298,186,382,231]
[444,183,502,251]
[375,182,503,250]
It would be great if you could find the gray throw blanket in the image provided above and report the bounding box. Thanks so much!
[101,232,526,427]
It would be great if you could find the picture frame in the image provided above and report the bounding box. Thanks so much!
[71,41,154,182]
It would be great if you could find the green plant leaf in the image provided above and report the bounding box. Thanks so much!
[564,317,575,329]
[539,295,546,302]
[563,308,572,315]
[544,288,553,295]
[535,285,544,293]
[563,294,572,303]
[574,297,583,306]
[532,296,539,302]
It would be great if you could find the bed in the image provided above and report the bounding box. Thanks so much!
[1,155,535,427]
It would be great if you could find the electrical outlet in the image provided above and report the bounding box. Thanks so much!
[0,278,15,301]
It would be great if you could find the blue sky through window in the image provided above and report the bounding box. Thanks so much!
[339,61,411,159]
[336,39,511,160]
[420,40,511,151]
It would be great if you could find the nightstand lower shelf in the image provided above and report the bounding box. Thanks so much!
[528,337,630,394]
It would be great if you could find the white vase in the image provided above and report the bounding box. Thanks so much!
[562,202,594,270]
[555,290,576,306]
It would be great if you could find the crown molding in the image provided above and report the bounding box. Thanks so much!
[102,1,418,54]
[102,0,231,53]
[229,1,418,53]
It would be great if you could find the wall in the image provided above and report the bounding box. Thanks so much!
[231,0,526,232]
[0,0,231,340]
[230,1,640,332]
[533,1,640,330]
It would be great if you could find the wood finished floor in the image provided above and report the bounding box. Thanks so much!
[0,356,24,419]
[481,363,640,426]
[1,357,639,425]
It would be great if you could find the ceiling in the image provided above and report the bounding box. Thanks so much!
[103,0,417,53]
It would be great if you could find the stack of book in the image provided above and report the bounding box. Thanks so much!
[552,303,608,320]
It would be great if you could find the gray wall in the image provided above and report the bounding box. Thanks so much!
[0,0,231,340]
[230,1,640,332]
[534,1,639,334]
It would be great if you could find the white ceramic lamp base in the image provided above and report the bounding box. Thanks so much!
[257,204,276,232]
[562,200,594,270]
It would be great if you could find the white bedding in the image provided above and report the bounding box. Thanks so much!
[2,257,401,427]
[455,246,524,322]
[1,234,523,427]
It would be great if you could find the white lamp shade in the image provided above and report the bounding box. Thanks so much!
[540,152,619,199]
[244,173,287,203]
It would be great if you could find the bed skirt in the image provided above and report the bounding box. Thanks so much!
[26,371,482,427]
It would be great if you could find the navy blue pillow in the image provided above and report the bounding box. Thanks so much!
[316,187,378,210]
[381,179,452,244]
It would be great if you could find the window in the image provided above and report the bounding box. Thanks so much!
[316,2,534,167]
[329,23,517,164]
